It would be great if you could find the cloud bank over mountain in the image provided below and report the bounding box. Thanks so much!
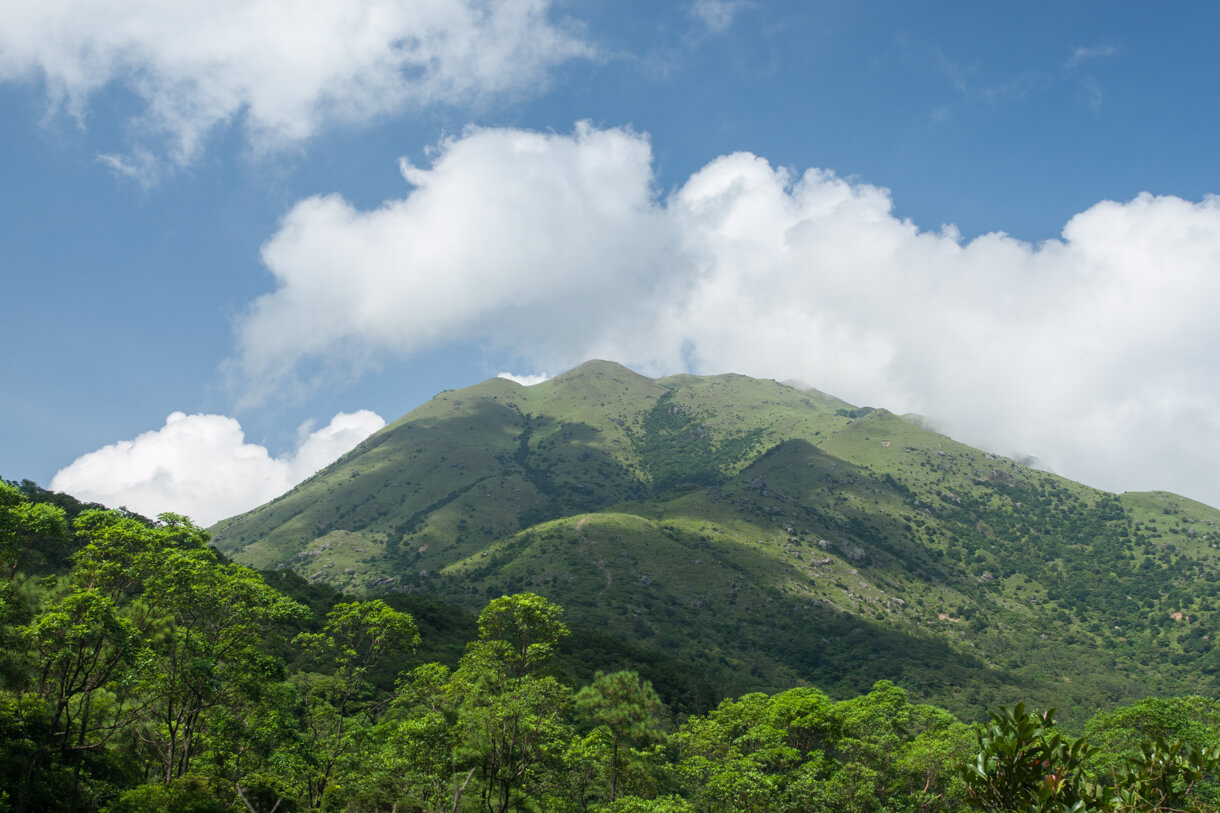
[233,123,1220,507]
[50,410,385,525]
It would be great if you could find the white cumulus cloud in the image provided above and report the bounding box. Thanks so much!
[231,123,1220,508]
[0,0,590,169]
[235,122,671,400]
[50,410,385,526]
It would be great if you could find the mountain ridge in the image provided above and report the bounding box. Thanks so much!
[211,360,1220,721]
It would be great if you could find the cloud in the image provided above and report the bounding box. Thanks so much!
[690,0,748,33]
[1067,44,1118,68]
[1065,44,1116,113]
[50,410,385,526]
[234,122,671,400]
[0,0,590,168]
[97,148,163,188]
[1082,76,1103,112]
[497,372,551,386]
[232,123,1220,508]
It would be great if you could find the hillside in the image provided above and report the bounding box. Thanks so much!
[211,360,1220,721]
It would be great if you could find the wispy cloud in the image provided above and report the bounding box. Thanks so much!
[1068,44,1118,68]
[1066,44,1117,112]
[96,149,163,188]
[932,47,974,96]
[1082,76,1104,112]
[690,0,749,34]
[0,0,591,178]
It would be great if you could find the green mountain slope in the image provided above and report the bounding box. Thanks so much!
[212,360,1220,721]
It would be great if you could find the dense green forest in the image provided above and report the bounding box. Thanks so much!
[3,480,1219,812]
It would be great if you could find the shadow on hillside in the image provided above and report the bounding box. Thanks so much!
[429,501,1025,721]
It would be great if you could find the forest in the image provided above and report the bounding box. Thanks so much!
[2,479,1219,813]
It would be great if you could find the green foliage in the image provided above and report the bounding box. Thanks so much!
[1084,695,1220,757]
[962,703,1220,813]
[105,776,232,813]
[467,591,569,678]
[0,480,68,585]
[0,481,69,675]
[960,704,1102,812]
[631,390,765,492]
[1109,736,1220,812]
[296,599,419,679]
[668,680,972,813]
[575,670,667,802]
[603,795,695,812]
[292,600,419,809]
[447,593,574,811]
[7,480,1220,812]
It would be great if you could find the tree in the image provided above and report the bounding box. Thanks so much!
[669,692,810,812]
[0,482,69,694]
[465,592,570,678]
[453,593,572,812]
[575,670,667,803]
[138,542,308,784]
[0,481,67,588]
[456,672,572,812]
[829,681,970,812]
[960,704,1104,812]
[343,662,469,813]
[293,599,419,810]
[21,587,145,811]
[1085,697,1220,812]
[1110,736,1220,812]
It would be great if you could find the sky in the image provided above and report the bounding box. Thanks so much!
[2,1,1219,525]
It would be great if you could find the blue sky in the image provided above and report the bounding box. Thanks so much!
[3,1,1219,524]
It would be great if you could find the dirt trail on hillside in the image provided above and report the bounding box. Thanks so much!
[575,514,613,589]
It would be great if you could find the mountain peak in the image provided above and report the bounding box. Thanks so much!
[210,364,1220,723]
[547,359,657,384]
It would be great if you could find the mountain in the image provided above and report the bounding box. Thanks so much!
[211,360,1220,721]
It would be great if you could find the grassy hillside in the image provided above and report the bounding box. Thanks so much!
[211,361,1220,723]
